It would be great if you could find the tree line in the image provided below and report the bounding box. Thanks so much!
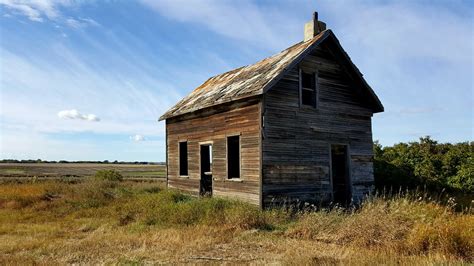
[374,136,473,193]
[0,159,164,165]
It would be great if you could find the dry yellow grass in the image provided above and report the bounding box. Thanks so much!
[0,180,472,264]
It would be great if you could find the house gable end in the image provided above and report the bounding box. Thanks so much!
[262,30,383,113]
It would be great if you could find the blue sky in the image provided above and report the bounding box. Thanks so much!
[0,0,473,162]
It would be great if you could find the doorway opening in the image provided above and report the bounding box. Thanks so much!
[331,144,351,205]
[200,144,212,196]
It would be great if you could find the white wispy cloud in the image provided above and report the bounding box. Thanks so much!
[130,134,145,142]
[65,17,99,29]
[0,0,98,28]
[0,0,44,21]
[139,0,303,49]
[57,109,100,121]
[1,46,175,136]
[0,0,63,21]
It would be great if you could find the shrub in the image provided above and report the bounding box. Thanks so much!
[374,138,473,193]
[93,169,123,182]
[448,157,474,192]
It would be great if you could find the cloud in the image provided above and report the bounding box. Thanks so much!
[57,109,100,122]
[130,134,145,142]
[139,0,302,48]
[0,0,62,21]
[65,17,99,29]
[0,0,98,29]
[0,46,174,137]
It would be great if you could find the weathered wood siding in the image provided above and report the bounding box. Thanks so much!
[166,99,262,205]
[262,45,374,206]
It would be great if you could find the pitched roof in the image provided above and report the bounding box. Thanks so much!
[159,30,383,120]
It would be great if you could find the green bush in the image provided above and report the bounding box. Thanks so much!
[93,169,123,182]
[374,137,473,193]
[448,157,474,192]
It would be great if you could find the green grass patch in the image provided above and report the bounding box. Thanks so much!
[0,168,26,175]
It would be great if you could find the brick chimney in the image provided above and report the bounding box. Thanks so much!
[304,12,326,42]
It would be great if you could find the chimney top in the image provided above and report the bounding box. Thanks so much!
[304,11,326,42]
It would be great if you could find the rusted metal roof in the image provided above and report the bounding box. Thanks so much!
[159,31,330,121]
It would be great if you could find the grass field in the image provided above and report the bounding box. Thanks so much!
[0,163,166,180]
[0,179,472,264]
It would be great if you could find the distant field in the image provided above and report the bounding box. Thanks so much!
[0,163,166,180]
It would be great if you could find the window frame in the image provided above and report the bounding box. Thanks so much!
[178,140,188,177]
[226,133,241,180]
[299,67,319,109]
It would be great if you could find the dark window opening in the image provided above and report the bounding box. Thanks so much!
[227,135,240,179]
[301,70,317,107]
[179,141,188,176]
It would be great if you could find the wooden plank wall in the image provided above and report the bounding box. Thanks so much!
[166,99,262,205]
[262,44,375,207]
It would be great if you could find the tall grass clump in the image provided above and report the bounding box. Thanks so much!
[119,190,271,230]
[406,215,473,259]
[286,192,473,261]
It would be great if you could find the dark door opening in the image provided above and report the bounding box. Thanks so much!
[200,144,212,196]
[331,144,351,205]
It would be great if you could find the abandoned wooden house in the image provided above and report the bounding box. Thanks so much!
[159,12,384,208]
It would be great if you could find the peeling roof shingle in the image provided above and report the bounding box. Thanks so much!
[159,31,330,121]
